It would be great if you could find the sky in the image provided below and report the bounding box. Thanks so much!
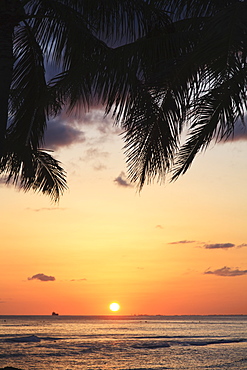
[1,107,247,316]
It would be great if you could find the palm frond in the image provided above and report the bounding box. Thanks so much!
[46,0,171,114]
[172,63,247,180]
[123,86,179,189]
[93,16,196,120]
[0,144,67,202]
[32,0,108,112]
[166,0,235,20]
[122,0,246,184]
[73,0,170,43]
[4,0,247,197]
[10,22,49,149]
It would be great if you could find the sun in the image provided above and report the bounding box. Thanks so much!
[109,302,120,312]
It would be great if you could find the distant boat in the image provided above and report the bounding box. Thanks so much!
[52,312,59,316]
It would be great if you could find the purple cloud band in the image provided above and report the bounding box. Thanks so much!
[169,240,195,245]
[28,273,55,282]
[204,243,235,250]
[204,266,247,277]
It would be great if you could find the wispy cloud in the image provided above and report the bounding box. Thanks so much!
[78,147,110,172]
[203,243,235,250]
[28,273,56,282]
[155,225,163,229]
[168,240,247,250]
[26,207,66,212]
[114,172,133,188]
[79,148,109,165]
[70,278,87,282]
[204,266,247,277]
[169,240,196,245]
[202,242,247,250]
[93,164,107,171]
[237,243,247,248]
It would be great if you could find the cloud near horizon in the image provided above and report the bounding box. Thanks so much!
[70,278,87,282]
[26,207,67,212]
[238,243,247,248]
[114,172,133,188]
[168,240,247,250]
[169,240,196,245]
[28,273,56,282]
[204,266,247,277]
[202,242,247,250]
[203,243,235,250]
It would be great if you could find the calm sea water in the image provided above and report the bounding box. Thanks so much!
[0,315,247,370]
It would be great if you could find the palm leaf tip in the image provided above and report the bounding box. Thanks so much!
[0,149,67,202]
[30,150,68,202]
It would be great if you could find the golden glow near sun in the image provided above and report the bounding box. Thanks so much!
[109,302,120,312]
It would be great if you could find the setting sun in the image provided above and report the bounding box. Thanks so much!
[109,302,120,312]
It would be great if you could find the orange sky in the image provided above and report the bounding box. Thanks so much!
[1,109,247,315]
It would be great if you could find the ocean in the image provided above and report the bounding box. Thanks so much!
[0,315,246,369]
